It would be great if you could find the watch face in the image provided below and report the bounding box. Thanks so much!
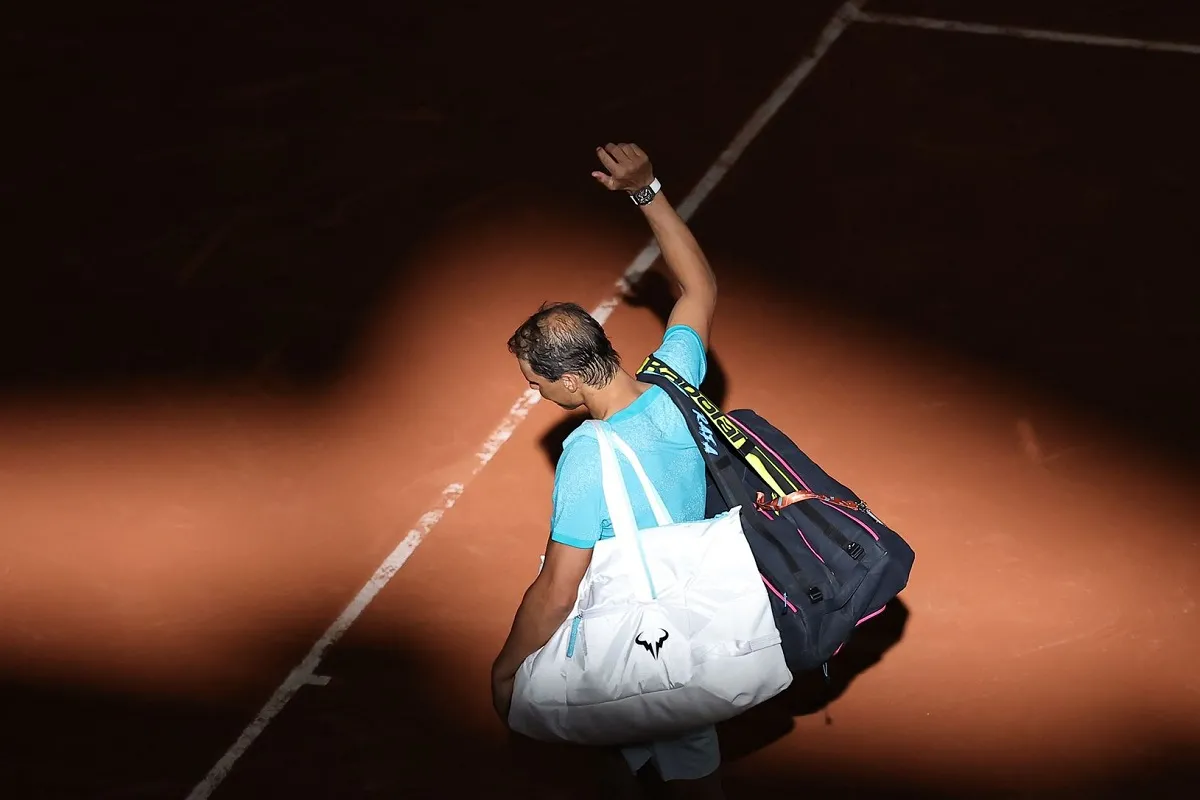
[632,185,656,205]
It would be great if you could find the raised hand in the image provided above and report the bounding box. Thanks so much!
[591,142,655,192]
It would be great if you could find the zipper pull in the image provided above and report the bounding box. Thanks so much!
[566,615,582,659]
[822,661,834,726]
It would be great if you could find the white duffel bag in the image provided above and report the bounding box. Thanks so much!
[507,420,792,746]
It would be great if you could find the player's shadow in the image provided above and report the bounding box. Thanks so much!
[716,598,911,762]
[538,268,729,467]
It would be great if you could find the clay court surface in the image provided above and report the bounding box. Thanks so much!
[4,1,1199,797]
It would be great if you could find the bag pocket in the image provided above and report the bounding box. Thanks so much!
[566,602,694,706]
[691,635,792,708]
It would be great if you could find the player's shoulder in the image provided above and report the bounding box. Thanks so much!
[650,324,707,385]
[656,323,705,351]
[557,422,600,469]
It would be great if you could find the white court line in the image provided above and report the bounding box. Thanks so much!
[854,9,1200,56]
[184,2,864,797]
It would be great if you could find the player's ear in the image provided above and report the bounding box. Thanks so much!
[561,373,580,394]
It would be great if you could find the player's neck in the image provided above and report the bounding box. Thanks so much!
[584,371,651,421]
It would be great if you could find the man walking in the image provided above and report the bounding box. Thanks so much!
[491,142,725,799]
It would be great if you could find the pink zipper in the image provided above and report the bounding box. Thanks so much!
[730,413,890,644]
[761,573,798,613]
[758,506,825,564]
[831,604,888,656]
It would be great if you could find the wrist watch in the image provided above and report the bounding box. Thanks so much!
[628,178,661,206]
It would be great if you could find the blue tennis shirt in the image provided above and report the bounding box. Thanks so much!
[550,324,709,549]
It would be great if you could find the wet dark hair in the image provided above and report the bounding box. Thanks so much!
[507,302,621,387]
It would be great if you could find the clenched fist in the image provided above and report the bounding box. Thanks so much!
[591,143,655,192]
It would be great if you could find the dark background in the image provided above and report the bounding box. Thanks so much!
[3,1,1197,797]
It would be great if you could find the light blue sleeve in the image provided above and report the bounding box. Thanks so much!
[651,324,708,387]
[548,431,606,549]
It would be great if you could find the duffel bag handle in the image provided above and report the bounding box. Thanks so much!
[754,490,865,514]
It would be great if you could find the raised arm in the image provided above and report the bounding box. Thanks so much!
[593,143,718,348]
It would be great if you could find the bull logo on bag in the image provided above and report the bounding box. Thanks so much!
[634,628,669,659]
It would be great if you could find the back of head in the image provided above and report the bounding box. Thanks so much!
[507,302,621,387]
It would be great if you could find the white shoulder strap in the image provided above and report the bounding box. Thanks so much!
[588,421,674,528]
[591,421,638,543]
[604,429,674,528]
